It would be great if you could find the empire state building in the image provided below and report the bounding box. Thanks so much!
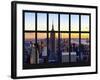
[49,23,56,54]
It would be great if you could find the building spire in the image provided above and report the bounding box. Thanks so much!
[52,20,54,30]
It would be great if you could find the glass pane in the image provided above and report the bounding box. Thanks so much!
[37,33,47,64]
[48,32,58,63]
[71,15,79,31]
[71,33,79,62]
[81,33,90,62]
[81,15,89,31]
[25,12,35,30]
[24,33,36,64]
[60,33,69,63]
[49,14,58,31]
[37,13,47,31]
[60,14,69,31]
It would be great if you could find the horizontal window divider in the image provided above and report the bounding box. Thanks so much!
[24,31,35,32]
[60,31,90,33]
[23,10,91,15]
[24,31,90,33]
[79,31,90,33]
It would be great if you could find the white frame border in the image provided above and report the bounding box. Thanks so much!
[12,1,97,78]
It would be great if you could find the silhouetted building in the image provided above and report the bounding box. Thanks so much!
[49,23,56,54]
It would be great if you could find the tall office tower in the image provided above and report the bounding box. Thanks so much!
[50,23,56,54]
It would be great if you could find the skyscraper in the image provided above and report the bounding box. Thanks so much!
[49,23,55,54]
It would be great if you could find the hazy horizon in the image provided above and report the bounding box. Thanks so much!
[25,33,89,40]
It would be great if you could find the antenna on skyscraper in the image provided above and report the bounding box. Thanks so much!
[52,20,54,30]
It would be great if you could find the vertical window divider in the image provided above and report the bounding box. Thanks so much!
[58,13,60,63]
[69,14,71,63]
[89,14,91,64]
[79,14,81,62]
[47,13,49,63]
[35,12,37,64]
[23,11,25,66]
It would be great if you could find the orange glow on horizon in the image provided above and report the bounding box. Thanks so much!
[25,33,89,40]
[60,33,69,38]
[25,33,35,40]
[81,33,89,39]
[37,33,46,39]
[71,33,79,38]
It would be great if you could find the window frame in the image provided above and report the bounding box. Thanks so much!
[11,1,98,79]
[23,10,91,69]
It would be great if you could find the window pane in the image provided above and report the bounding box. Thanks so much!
[81,15,89,31]
[24,33,36,64]
[71,33,79,62]
[37,33,47,64]
[60,14,69,31]
[81,33,90,62]
[49,14,58,31]
[60,33,69,63]
[25,12,35,30]
[71,15,79,31]
[37,13,47,31]
[48,32,58,63]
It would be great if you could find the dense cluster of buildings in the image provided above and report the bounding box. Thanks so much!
[24,24,90,64]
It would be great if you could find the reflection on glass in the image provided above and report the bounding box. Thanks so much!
[70,33,79,62]
[60,14,69,31]
[81,15,89,31]
[25,12,35,30]
[71,15,79,31]
[81,33,90,62]
[49,14,58,31]
[37,13,47,31]
[60,33,69,63]
[24,33,36,64]
[37,33,47,64]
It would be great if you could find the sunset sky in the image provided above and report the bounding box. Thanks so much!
[25,33,89,40]
[24,12,89,40]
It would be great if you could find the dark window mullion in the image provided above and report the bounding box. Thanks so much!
[35,13,37,64]
[23,11,25,66]
[47,13,49,63]
[89,14,91,63]
[48,31,59,32]
[24,31,90,33]
[58,13,61,63]
[69,14,71,63]
[79,14,81,62]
